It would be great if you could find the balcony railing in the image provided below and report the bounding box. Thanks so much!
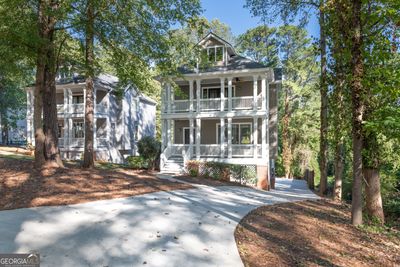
[232,145,254,157]
[199,144,221,157]
[169,144,262,158]
[164,96,267,113]
[70,138,84,147]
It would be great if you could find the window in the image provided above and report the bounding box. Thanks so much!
[72,95,84,104]
[217,123,252,144]
[202,86,236,99]
[206,46,224,62]
[72,121,84,138]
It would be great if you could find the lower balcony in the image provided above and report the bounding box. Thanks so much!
[168,144,262,159]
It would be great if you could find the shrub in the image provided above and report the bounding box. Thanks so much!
[126,156,147,169]
[185,160,201,177]
[204,162,231,181]
[137,136,161,170]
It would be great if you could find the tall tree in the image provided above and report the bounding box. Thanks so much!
[245,0,329,195]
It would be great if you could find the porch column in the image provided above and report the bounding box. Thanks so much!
[220,118,225,157]
[220,78,225,111]
[189,119,194,158]
[26,89,33,145]
[167,119,172,147]
[227,77,233,111]
[170,84,175,112]
[64,117,68,149]
[261,76,267,111]
[189,80,194,112]
[161,119,166,150]
[93,118,97,150]
[253,117,258,159]
[196,118,201,160]
[68,89,72,113]
[196,79,201,112]
[266,76,271,176]
[227,118,232,158]
[253,75,258,111]
[68,118,73,150]
[262,116,267,159]
[166,83,171,113]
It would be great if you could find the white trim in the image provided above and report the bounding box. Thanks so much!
[201,85,236,98]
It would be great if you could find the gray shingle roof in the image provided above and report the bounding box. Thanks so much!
[178,55,268,74]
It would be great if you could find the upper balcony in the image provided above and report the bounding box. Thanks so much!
[162,75,268,115]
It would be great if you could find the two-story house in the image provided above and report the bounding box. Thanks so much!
[26,74,156,163]
[160,32,280,181]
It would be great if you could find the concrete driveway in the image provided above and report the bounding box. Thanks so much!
[0,178,318,267]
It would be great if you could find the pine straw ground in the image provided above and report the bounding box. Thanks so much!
[235,200,400,267]
[0,158,192,211]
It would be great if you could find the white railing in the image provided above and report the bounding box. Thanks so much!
[172,100,190,112]
[200,144,220,157]
[71,103,85,113]
[232,96,254,110]
[170,144,190,156]
[70,138,84,147]
[200,98,220,111]
[57,104,64,114]
[160,145,172,171]
[232,144,254,157]
[96,102,107,114]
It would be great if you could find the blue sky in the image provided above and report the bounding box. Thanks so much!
[200,0,320,39]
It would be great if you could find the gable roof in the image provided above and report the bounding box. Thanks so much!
[196,32,236,56]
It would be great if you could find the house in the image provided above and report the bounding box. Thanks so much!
[0,112,27,146]
[160,32,281,182]
[25,74,156,163]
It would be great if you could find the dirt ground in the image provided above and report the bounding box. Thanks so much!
[235,200,400,267]
[0,158,192,211]
[177,175,247,187]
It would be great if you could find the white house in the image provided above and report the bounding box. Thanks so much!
[160,32,281,178]
[26,74,156,163]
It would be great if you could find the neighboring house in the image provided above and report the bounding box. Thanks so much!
[160,32,281,177]
[26,74,156,163]
[0,112,27,146]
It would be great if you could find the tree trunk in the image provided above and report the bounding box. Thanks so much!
[282,88,292,178]
[334,141,344,201]
[363,168,384,223]
[34,0,47,169]
[319,5,328,196]
[82,0,95,168]
[350,0,364,226]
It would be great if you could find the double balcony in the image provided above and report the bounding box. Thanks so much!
[165,95,264,113]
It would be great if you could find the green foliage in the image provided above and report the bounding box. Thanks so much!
[137,136,161,170]
[185,160,200,177]
[126,156,148,169]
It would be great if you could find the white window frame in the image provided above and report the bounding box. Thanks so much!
[72,120,84,138]
[201,85,236,99]
[207,45,224,62]
[216,122,252,144]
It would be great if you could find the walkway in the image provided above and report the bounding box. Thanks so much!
[0,178,318,267]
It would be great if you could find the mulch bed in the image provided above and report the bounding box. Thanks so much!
[235,199,400,267]
[0,158,193,211]
[176,175,247,187]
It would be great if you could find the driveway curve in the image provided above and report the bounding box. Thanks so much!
[0,178,318,267]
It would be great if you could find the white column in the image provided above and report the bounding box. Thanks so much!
[262,76,267,111]
[266,77,270,176]
[227,118,232,158]
[220,118,225,157]
[167,119,172,147]
[68,89,72,113]
[166,83,171,113]
[196,118,201,160]
[220,78,225,111]
[189,80,194,112]
[262,116,267,159]
[68,118,73,150]
[161,119,166,150]
[253,75,258,111]
[93,118,97,149]
[227,77,233,111]
[26,90,32,145]
[196,79,201,112]
[189,119,194,158]
[253,117,258,159]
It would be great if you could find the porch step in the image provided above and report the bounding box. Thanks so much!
[162,157,185,174]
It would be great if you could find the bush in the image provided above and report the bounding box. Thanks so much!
[137,136,161,170]
[126,156,147,169]
[204,162,231,181]
[185,160,201,177]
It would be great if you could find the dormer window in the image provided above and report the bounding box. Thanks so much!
[207,46,224,62]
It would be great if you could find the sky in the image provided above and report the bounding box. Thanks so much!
[200,0,320,39]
